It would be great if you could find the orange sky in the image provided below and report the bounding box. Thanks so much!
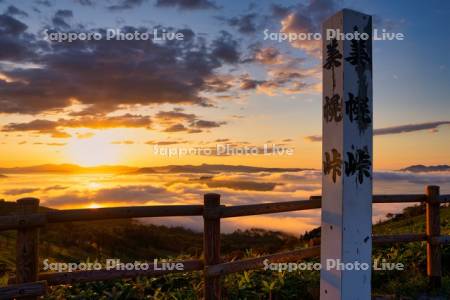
[0,1,449,170]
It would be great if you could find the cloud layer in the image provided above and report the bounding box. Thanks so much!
[2,166,449,234]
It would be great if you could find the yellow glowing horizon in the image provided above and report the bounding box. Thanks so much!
[66,133,122,166]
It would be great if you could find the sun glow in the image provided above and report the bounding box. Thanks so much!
[66,133,122,166]
[87,182,103,189]
[88,203,102,209]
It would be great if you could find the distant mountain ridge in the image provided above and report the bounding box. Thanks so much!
[2,163,449,174]
[0,163,307,174]
[133,164,307,174]
[399,164,450,173]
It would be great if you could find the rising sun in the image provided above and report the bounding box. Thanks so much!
[66,134,121,166]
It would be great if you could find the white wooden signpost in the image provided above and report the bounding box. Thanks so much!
[320,9,373,300]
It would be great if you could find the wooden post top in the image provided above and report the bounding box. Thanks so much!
[204,193,220,205]
[426,186,440,203]
[426,185,440,193]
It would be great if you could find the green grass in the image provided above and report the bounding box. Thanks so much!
[374,205,450,235]
[1,202,450,299]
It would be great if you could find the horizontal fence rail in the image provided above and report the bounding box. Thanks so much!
[372,233,428,244]
[221,199,321,218]
[0,187,449,299]
[0,281,47,300]
[207,246,320,277]
[433,235,450,244]
[0,204,204,231]
[45,204,204,223]
[440,194,450,202]
[3,194,450,231]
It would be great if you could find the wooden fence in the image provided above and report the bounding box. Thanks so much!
[0,185,449,299]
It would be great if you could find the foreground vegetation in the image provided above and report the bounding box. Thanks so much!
[1,202,450,299]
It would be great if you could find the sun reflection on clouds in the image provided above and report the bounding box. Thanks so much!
[1,170,449,234]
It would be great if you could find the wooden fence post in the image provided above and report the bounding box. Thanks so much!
[16,198,40,299]
[203,193,221,299]
[426,185,441,289]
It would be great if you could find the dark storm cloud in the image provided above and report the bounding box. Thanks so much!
[191,120,225,128]
[54,10,73,18]
[1,114,152,138]
[374,121,450,136]
[108,0,147,11]
[35,0,52,7]
[3,188,40,195]
[4,6,29,18]
[155,109,226,133]
[52,9,73,29]
[203,75,233,93]
[155,110,197,123]
[155,0,218,10]
[161,121,224,133]
[0,14,27,35]
[226,13,257,34]
[304,135,322,142]
[0,21,240,114]
[145,140,187,145]
[211,31,240,63]
[2,115,152,130]
[163,123,189,132]
[2,107,226,137]
[305,121,450,142]
[61,114,152,129]
[270,4,292,18]
[3,119,57,132]
[42,185,69,191]
[187,128,202,133]
[239,77,265,90]
[239,69,309,94]
[74,0,94,6]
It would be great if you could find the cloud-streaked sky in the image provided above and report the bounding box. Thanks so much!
[0,0,449,169]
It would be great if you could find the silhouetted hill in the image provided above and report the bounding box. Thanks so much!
[133,163,307,174]
[0,163,308,175]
